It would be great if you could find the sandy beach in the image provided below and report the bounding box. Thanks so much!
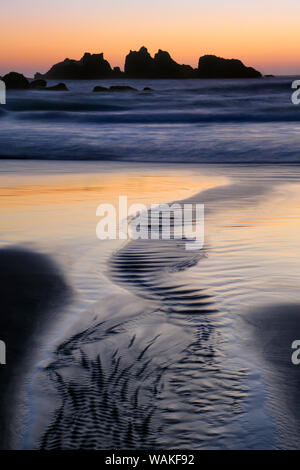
[1,160,300,449]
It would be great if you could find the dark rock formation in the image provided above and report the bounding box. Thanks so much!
[37,53,116,80]
[45,83,69,91]
[153,50,195,78]
[34,73,44,80]
[109,85,137,92]
[124,46,155,77]
[29,78,47,89]
[93,85,137,92]
[113,66,123,77]
[34,48,262,81]
[93,86,109,92]
[124,46,195,78]
[2,72,29,89]
[197,55,262,78]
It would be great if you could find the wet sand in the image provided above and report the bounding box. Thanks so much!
[241,303,300,449]
[1,161,300,449]
[0,247,71,449]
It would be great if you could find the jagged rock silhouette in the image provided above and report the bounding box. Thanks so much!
[197,55,262,78]
[2,72,29,89]
[125,47,195,78]
[36,52,116,80]
[34,47,262,80]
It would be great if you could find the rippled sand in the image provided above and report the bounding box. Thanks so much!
[1,161,300,449]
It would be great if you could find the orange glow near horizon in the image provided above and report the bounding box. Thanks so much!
[1,0,300,76]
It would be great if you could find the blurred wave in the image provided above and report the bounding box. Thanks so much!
[1,77,300,162]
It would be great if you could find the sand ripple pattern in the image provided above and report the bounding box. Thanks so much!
[36,207,249,449]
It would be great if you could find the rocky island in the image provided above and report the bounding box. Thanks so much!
[34,47,262,80]
[35,52,120,80]
[1,47,262,88]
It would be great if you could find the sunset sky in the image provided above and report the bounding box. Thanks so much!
[1,0,300,76]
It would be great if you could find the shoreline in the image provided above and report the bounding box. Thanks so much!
[0,161,217,449]
[1,161,300,448]
[3,156,300,166]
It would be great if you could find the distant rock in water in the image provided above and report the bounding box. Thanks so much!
[37,53,116,80]
[93,85,137,92]
[2,72,29,89]
[124,46,195,78]
[93,86,109,92]
[45,83,69,91]
[109,85,137,92]
[29,79,47,89]
[197,55,262,78]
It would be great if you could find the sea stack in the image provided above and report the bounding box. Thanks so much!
[2,72,29,89]
[197,55,262,78]
[124,46,155,77]
[36,53,116,80]
[124,46,195,78]
[33,49,262,80]
[153,50,195,78]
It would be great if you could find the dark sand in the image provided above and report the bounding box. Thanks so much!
[243,304,300,448]
[0,246,71,449]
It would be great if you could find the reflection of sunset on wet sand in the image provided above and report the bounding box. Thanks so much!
[0,163,225,243]
[1,160,300,449]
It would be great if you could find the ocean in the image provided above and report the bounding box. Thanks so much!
[1,77,299,162]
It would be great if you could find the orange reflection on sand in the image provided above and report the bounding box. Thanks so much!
[0,171,226,208]
[0,167,227,243]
